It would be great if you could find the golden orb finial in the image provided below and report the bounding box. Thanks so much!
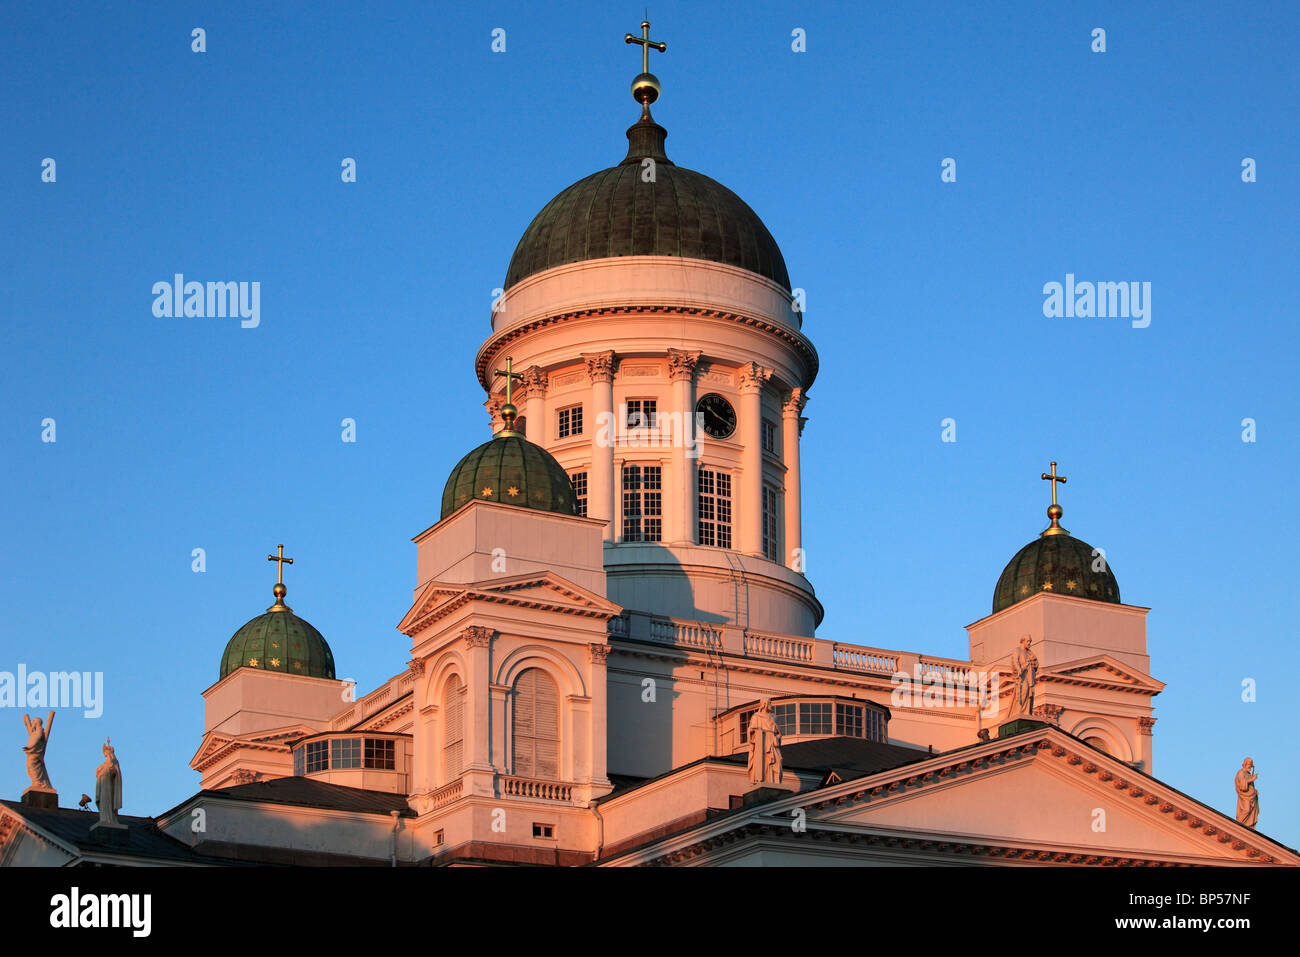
[624,17,666,112]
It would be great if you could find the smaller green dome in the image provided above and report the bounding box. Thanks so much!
[441,431,578,520]
[993,532,1120,614]
[220,609,336,680]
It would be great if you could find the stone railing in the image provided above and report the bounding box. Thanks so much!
[429,778,463,810]
[607,615,629,638]
[499,776,573,802]
[832,644,898,674]
[744,632,814,663]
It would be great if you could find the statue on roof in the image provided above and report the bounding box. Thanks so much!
[1235,758,1259,828]
[22,711,55,792]
[95,738,124,828]
[1009,636,1038,721]
[747,699,784,785]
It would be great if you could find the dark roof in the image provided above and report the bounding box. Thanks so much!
[780,737,930,783]
[993,530,1120,613]
[504,113,791,293]
[0,800,223,864]
[196,777,416,817]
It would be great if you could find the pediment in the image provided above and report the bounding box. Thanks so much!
[398,571,621,635]
[1040,654,1165,695]
[786,730,1288,864]
[190,724,314,767]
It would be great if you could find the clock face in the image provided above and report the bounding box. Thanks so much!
[695,393,737,439]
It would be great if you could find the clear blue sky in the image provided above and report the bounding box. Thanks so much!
[2,1,1296,847]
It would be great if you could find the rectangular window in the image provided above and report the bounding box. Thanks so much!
[773,703,797,737]
[364,738,396,770]
[625,399,658,429]
[569,471,587,517]
[837,702,864,738]
[305,740,329,774]
[532,822,555,839]
[762,486,780,562]
[293,746,304,776]
[866,708,884,743]
[330,737,362,769]
[557,405,583,438]
[698,468,732,548]
[738,708,756,744]
[621,464,662,542]
[799,701,832,735]
[762,419,776,454]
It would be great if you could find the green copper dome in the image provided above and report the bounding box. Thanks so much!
[220,607,336,680]
[441,431,578,520]
[993,532,1120,614]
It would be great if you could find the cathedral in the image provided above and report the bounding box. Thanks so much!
[2,22,1293,868]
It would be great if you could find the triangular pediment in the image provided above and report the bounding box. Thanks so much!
[190,724,315,767]
[1040,654,1165,695]
[784,729,1289,864]
[398,571,621,635]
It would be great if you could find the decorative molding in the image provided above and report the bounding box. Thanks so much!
[521,366,549,400]
[782,387,807,417]
[582,351,616,384]
[589,643,611,664]
[737,361,772,394]
[462,625,494,648]
[476,305,819,392]
[666,348,702,382]
[232,769,261,785]
[1138,716,1156,736]
[407,658,427,676]
[1033,704,1065,725]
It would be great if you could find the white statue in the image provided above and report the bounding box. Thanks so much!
[95,738,124,828]
[22,711,55,792]
[1235,758,1258,828]
[747,699,783,785]
[1009,637,1038,720]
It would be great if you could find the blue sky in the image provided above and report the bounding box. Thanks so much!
[2,1,1296,846]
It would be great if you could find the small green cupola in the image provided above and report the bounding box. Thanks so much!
[219,545,336,680]
[440,357,578,521]
[992,462,1121,614]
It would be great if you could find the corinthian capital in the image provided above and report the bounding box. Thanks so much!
[581,351,616,384]
[462,625,493,648]
[521,366,549,401]
[667,348,702,382]
[737,361,772,394]
[782,387,808,417]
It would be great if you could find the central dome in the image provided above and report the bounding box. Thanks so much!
[503,113,790,292]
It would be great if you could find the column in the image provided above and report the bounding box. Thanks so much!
[737,361,771,557]
[462,626,494,792]
[583,351,616,543]
[522,365,548,442]
[782,387,807,572]
[587,643,612,797]
[667,349,701,544]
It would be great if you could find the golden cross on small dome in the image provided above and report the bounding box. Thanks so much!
[1041,461,1067,505]
[493,356,525,435]
[625,16,666,75]
[1039,461,1069,536]
[493,356,524,408]
[266,544,294,612]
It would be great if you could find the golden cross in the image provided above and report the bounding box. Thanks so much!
[493,356,525,407]
[625,17,666,74]
[267,544,294,584]
[1040,461,1067,506]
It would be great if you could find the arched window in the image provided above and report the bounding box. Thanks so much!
[443,675,463,780]
[512,668,559,779]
